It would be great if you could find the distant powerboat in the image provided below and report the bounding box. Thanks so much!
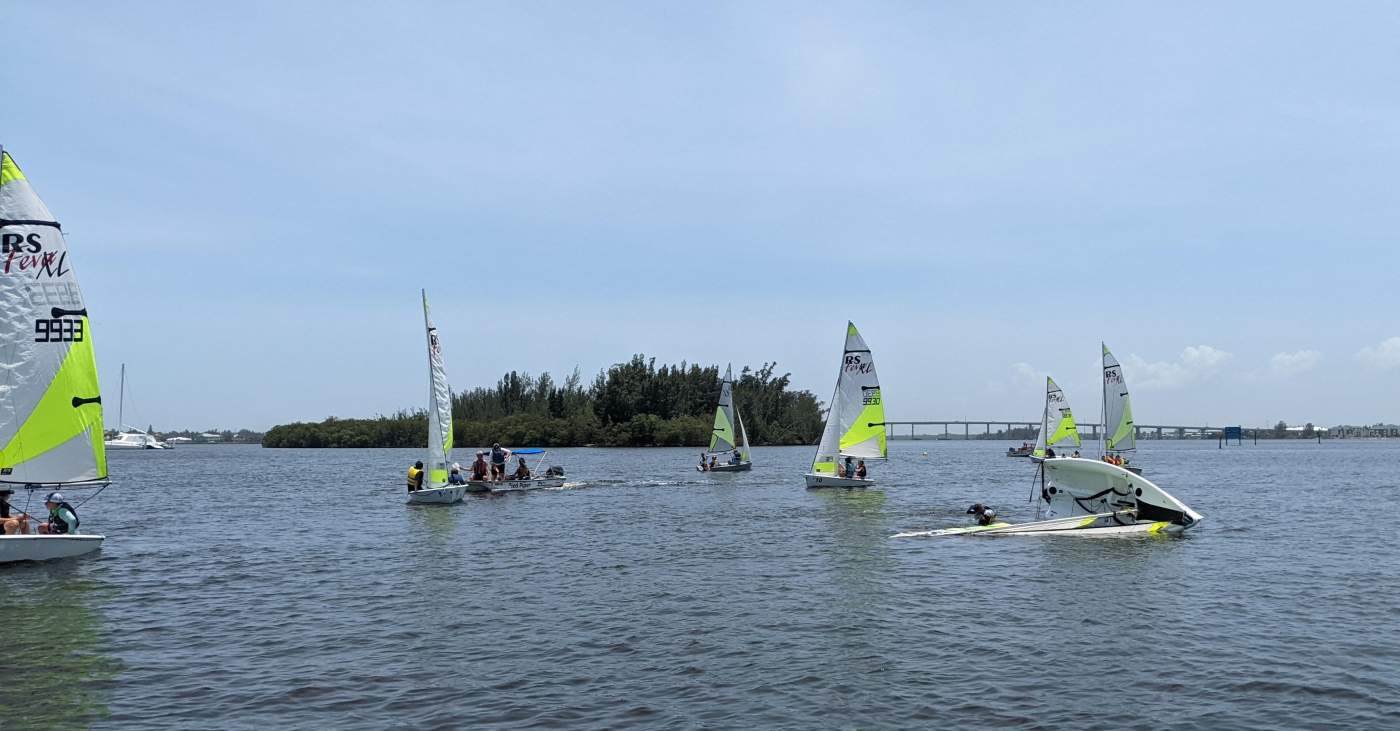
[104,431,170,450]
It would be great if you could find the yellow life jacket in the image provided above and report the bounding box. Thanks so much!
[406,466,423,490]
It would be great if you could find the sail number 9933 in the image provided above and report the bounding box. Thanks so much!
[34,317,84,342]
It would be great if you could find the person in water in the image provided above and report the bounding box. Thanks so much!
[448,464,466,485]
[512,456,531,480]
[36,493,78,535]
[966,503,998,526]
[406,461,424,492]
[489,443,511,482]
[471,451,490,481]
[730,449,742,465]
[855,460,868,479]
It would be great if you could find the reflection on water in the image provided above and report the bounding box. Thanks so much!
[0,567,119,730]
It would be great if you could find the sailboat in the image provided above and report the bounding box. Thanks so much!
[699,365,752,472]
[406,291,466,504]
[1101,343,1136,463]
[1032,377,1081,460]
[804,322,886,488]
[103,364,171,449]
[0,148,110,562]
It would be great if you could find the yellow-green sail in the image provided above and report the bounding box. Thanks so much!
[1102,343,1136,453]
[0,149,107,484]
[811,322,886,473]
[708,365,737,454]
[1032,377,1081,458]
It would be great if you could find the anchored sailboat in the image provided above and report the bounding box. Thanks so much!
[1032,377,1081,460]
[104,364,171,449]
[700,365,751,472]
[804,322,886,489]
[406,291,466,504]
[1101,343,1135,458]
[0,149,109,562]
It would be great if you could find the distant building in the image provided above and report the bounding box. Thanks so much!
[1330,423,1400,438]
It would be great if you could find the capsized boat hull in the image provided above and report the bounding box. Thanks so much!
[700,462,752,473]
[804,473,874,489]
[0,534,104,563]
[405,484,467,504]
[893,522,1011,538]
[466,477,566,493]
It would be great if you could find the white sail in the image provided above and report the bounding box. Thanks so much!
[708,365,737,455]
[1033,376,1081,458]
[1102,343,1136,453]
[423,291,453,487]
[0,149,106,485]
[811,322,886,473]
[736,406,751,463]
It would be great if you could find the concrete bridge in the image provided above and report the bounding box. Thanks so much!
[883,420,1228,440]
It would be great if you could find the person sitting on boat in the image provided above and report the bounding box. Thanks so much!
[1045,447,1056,459]
[1072,450,1081,458]
[511,457,531,481]
[842,456,855,478]
[966,503,998,526]
[699,452,709,471]
[708,455,718,471]
[489,443,511,482]
[855,460,868,479]
[1,490,30,535]
[730,449,742,465]
[36,493,78,535]
[406,461,424,493]
[448,464,466,485]
[471,452,490,481]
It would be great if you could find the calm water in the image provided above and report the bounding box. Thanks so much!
[2,440,1398,729]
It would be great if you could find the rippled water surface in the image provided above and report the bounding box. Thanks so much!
[3,440,1399,729]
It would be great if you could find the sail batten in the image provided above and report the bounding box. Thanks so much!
[0,149,106,484]
[422,291,453,487]
[1102,344,1136,453]
[811,322,887,472]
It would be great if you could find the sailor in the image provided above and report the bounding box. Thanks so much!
[855,460,868,479]
[708,455,718,471]
[406,461,424,492]
[448,463,466,485]
[1045,447,1056,459]
[489,443,511,482]
[36,493,79,535]
[0,489,28,535]
[699,452,709,471]
[966,503,998,526]
[730,449,742,465]
[471,452,490,481]
[842,456,855,478]
[512,456,531,480]
[1072,450,1081,458]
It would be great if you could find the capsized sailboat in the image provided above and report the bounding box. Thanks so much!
[700,365,751,472]
[1032,377,1081,460]
[804,322,886,488]
[1101,343,1136,459]
[0,148,109,562]
[406,291,466,504]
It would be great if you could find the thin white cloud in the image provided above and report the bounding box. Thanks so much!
[1357,337,1400,370]
[1270,349,1321,376]
[1125,345,1232,390]
[1010,362,1040,387]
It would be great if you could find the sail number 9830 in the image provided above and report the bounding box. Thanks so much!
[34,317,84,342]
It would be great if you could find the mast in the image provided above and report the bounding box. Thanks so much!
[1100,342,1106,457]
[119,363,126,430]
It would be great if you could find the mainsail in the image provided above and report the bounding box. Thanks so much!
[1102,343,1136,454]
[0,149,107,485]
[736,407,751,463]
[1033,376,1081,459]
[811,322,886,474]
[708,365,737,455]
[422,291,453,487]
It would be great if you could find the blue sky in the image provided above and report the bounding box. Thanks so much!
[5,1,1398,430]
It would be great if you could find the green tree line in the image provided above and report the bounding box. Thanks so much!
[261,355,825,448]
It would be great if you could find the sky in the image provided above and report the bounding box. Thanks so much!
[4,1,1398,431]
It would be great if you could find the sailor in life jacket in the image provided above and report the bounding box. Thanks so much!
[966,503,998,526]
[406,461,425,492]
[37,492,79,535]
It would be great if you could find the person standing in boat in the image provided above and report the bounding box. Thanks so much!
[406,461,424,493]
[36,493,79,535]
[967,503,998,526]
[489,443,511,482]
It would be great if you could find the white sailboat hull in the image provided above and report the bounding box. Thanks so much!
[701,462,752,473]
[0,534,104,563]
[804,473,874,489]
[466,477,566,493]
[405,485,467,504]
